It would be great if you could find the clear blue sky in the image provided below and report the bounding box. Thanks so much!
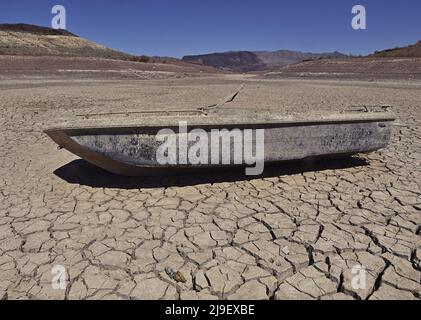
[1,0,420,57]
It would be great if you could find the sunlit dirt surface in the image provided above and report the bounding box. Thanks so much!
[0,76,420,300]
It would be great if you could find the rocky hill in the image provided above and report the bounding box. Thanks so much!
[263,57,421,80]
[183,51,266,72]
[255,50,346,66]
[371,40,421,58]
[261,40,421,80]
[183,50,347,72]
[0,23,131,60]
[0,24,223,80]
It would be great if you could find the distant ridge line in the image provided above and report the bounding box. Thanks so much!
[0,23,77,37]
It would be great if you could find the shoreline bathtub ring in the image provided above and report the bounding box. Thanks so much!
[44,107,395,176]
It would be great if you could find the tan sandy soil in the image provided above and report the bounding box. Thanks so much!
[0,75,420,300]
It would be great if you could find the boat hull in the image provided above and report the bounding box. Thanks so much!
[45,117,393,176]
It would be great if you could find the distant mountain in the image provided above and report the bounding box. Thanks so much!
[265,57,421,80]
[371,40,421,58]
[0,23,132,60]
[264,40,421,80]
[183,50,348,72]
[183,51,265,72]
[255,50,347,66]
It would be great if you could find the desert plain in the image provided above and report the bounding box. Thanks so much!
[0,65,420,300]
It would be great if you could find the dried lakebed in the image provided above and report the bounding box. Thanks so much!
[0,77,420,300]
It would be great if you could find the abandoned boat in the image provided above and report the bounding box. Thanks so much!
[44,107,395,176]
[45,109,395,176]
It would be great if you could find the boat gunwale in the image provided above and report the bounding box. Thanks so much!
[44,112,396,134]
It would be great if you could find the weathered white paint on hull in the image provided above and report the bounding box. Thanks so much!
[45,110,395,176]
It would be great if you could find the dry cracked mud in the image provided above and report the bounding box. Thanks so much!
[0,76,420,300]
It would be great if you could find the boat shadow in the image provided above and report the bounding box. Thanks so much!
[53,156,369,189]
